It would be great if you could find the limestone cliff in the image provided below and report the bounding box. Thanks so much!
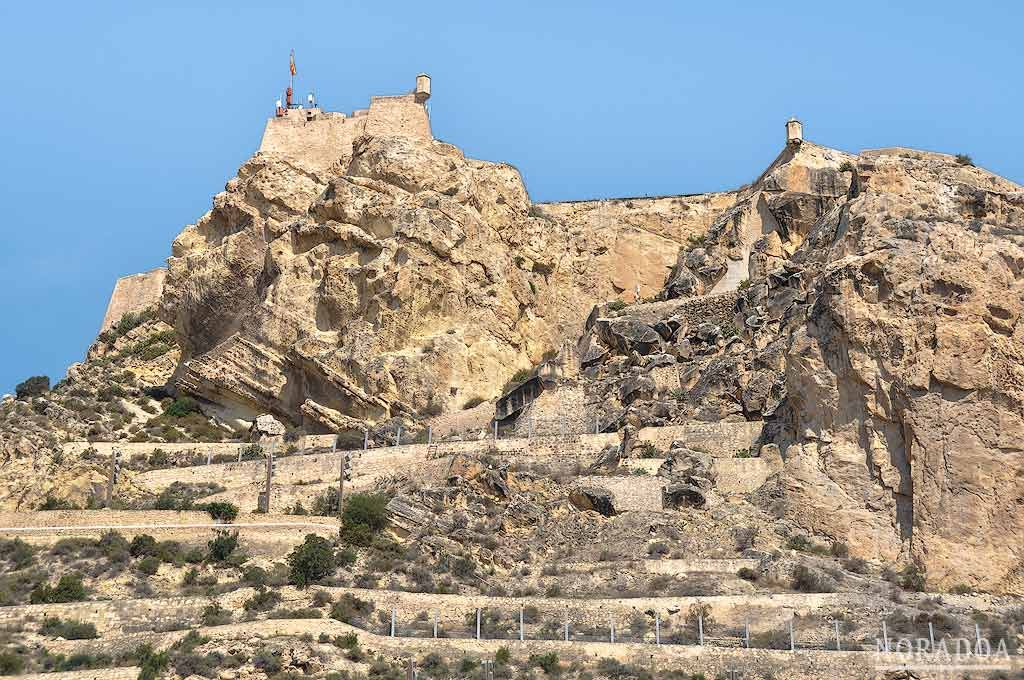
[572,144,1024,591]
[163,134,718,428]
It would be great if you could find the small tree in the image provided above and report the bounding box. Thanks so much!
[341,493,389,546]
[287,534,337,587]
[15,376,49,400]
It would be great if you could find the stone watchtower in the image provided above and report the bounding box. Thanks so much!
[414,74,431,103]
[786,117,804,145]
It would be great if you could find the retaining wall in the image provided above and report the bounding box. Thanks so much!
[636,422,763,457]
[575,475,664,512]
[19,669,140,680]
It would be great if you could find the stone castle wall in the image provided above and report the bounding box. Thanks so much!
[257,94,431,173]
[99,268,166,332]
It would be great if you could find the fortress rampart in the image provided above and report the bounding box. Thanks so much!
[99,267,166,332]
[257,93,431,172]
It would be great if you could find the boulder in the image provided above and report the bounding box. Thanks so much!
[569,486,616,516]
[250,414,286,440]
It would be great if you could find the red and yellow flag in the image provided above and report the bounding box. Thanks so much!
[289,50,296,76]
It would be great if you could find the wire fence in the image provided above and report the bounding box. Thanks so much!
[335,608,1024,655]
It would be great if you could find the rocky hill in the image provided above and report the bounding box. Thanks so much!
[2,83,1024,680]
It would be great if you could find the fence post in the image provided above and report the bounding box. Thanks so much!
[745,620,750,648]
[428,426,432,445]
[594,414,599,435]
[363,430,368,451]
[206,450,211,466]
[433,610,438,639]
[655,611,660,645]
[396,426,402,446]
[493,421,498,441]
[476,608,481,640]
[564,611,569,642]
[789,619,795,651]
[975,623,982,653]
[390,608,396,637]
[928,621,935,651]
[835,620,841,651]
[238,445,243,463]
[882,621,890,653]
[698,614,704,646]
[519,605,524,641]
[610,617,615,643]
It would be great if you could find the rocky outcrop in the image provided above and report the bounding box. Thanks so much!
[768,149,1024,591]
[163,135,712,430]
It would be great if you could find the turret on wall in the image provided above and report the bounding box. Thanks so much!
[786,117,804,145]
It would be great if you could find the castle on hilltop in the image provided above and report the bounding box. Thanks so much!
[98,66,811,336]
[257,73,433,171]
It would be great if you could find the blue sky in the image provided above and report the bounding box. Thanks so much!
[0,0,1021,394]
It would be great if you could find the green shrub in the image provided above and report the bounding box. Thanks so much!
[30,574,87,604]
[205,531,238,563]
[196,501,238,523]
[636,442,660,458]
[792,565,835,593]
[955,153,974,167]
[164,397,199,418]
[838,160,856,173]
[0,538,35,569]
[336,546,357,567]
[0,652,25,675]
[287,534,337,587]
[528,652,560,674]
[201,602,232,626]
[40,617,98,639]
[329,593,373,624]
[606,299,628,313]
[16,375,50,399]
[137,647,170,680]
[462,395,487,410]
[495,646,511,666]
[737,567,758,581]
[311,488,341,517]
[130,534,159,558]
[137,556,161,576]
[898,564,926,592]
[243,586,282,612]
[37,495,78,510]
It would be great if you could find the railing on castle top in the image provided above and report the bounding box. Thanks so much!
[336,607,1024,657]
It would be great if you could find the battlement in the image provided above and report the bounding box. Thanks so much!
[257,77,432,172]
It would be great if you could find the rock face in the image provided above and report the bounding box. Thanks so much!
[768,149,1024,591]
[48,93,1024,592]
[566,145,1024,591]
[164,133,726,429]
